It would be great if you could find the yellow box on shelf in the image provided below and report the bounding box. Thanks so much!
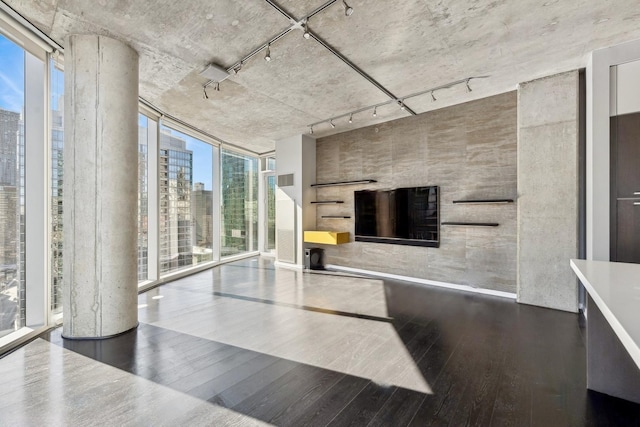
[304,231,350,245]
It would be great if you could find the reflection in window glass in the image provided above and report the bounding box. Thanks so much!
[266,157,276,171]
[0,34,25,337]
[159,125,213,274]
[138,114,148,281]
[221,149,258,257]
[50,57,64,314]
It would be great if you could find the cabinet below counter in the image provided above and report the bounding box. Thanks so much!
[570,259,640,404]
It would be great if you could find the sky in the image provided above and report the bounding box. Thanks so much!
[0,33,25,113]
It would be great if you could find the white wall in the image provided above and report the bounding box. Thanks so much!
[611,59,640,116]
[587,38,640,261]
[275,134,316,266]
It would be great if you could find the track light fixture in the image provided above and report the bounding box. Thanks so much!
[302,22,311,39]
[264,44,271,62]
[305,77,485,135]
[342,0,354,16]
[232,61,243,74]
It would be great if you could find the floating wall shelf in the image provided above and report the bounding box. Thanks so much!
[311,179,377,188]
[321,216,351,219]
[452,199,514,204]
[311,200,344,204]
[441,222,499,227]
[304,231,350,245]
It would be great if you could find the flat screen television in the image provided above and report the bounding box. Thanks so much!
[354,186,439,247]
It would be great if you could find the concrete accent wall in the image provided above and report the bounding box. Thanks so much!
[517,71,579,312]
[63,35,139,338]
[316,93,517,293]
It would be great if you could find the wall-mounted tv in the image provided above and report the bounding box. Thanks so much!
[354,186,439,248]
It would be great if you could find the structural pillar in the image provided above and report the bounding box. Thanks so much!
[517,71,579,312]
[63,35,139,338]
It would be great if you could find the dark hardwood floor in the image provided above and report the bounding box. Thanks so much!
[41,258,640,426]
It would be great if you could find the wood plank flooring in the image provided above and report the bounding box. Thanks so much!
[1,256,640,426]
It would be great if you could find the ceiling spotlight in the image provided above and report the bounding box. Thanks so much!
[431,91,437,102]
[309,126,313,135]
[330,119,336,129]
[232,62,243,74]
[466,78,472,92]
[342,0,354,16]
[400,100,406,110]
[348,113,353,123]
[303,23,311,39]
[264,44,271,62]
[373,106,377,117]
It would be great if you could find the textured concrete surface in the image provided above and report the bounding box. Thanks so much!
[316,92,517,293]
[5,0,640,152]
[63,35,139,337]
[517,71,579,312]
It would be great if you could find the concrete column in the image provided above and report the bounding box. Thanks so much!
[63,35,139,338]
[517,71,579,312]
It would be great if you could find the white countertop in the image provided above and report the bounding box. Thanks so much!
[570,259,640,369]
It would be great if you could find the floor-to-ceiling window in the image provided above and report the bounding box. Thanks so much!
[0,27,49,342]
[0,33,24,338]
[50,55,64,315]
[221,149,258,257]
[266,173,276,252]
[159,124,214,275]
[0,13,263,350]
[138,114,149,281]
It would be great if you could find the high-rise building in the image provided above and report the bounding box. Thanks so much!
[50,107,64,314]
[137,124,148,281]
[0,108,21,336]
[191,182,213,262]
[221,151,257,256]
[159,131,193,272]
[0,109,19,187]
[0,109,20,265]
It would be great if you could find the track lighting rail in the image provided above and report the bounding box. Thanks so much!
[205,0,341,88]
[307,76,489,129]
[308,32,416,115]
[204,0,418,114]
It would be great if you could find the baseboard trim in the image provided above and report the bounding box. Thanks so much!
[274,261,304,270]
[325,264,517,300]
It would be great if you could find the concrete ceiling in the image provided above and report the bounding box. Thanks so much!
[5,0,640,153]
